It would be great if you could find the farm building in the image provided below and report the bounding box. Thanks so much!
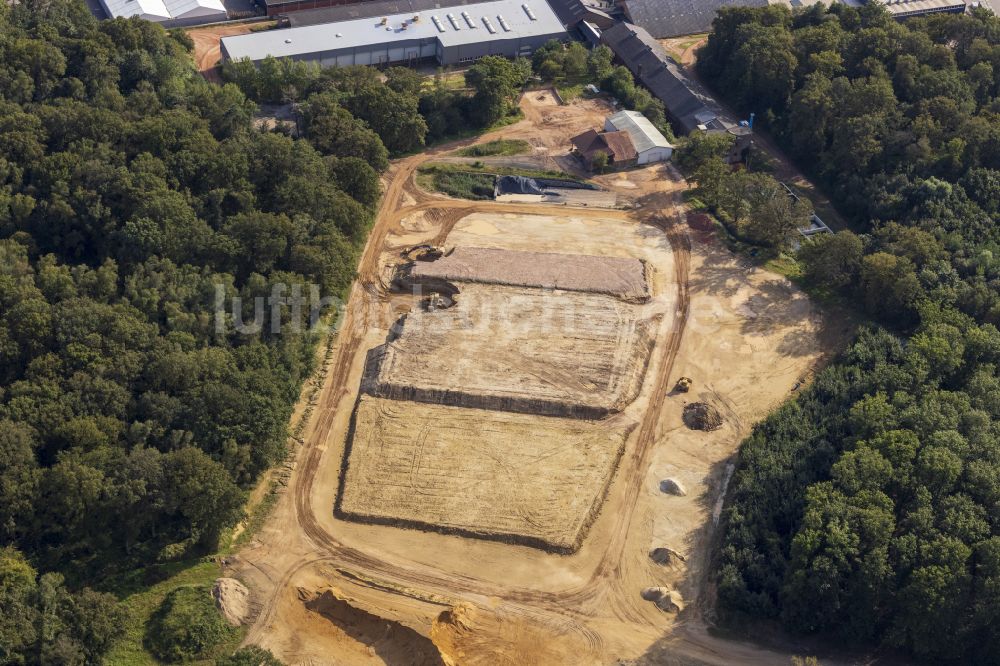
[604,111,673,164]
[600,22,723,135]
[571,129,638,169]
[98,0,226,25]
[220,0,566,67]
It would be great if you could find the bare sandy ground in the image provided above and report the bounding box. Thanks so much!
[340,396,630,551]
[366,284,660,418]
[187,22,268,81]
[407,246,650,300]
[226,93,848,665]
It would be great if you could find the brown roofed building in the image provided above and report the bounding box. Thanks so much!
[571,129,638,170]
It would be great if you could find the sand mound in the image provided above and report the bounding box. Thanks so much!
[659,478,686,496]
[431,603,600,666]
[405,246,651,302]
[304,587,444,665]
[682,402,723,431]
[212,577,250,627]
[649,547,686,566]
[640,587,685,613]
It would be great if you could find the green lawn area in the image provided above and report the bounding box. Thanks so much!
[417,161,585,199]
[417,168,496,200]
[421,69,468,91]
[456,139,531,157]
[105,559,242,666]
[553,74,592,101]
[660,34,708,63]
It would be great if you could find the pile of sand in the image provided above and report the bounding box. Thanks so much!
[682,402,723,431]
[406,246,650,302]
[213,578,250,627]
[304,587,444,665]
[649,547,686,566]
[659,478,686,496]
[640,587,685,613]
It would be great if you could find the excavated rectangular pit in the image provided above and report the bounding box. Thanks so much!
[362,284,660,419]
[337,396,630,552]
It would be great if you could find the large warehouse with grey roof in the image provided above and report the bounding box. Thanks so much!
[619,0,768,39]
[221,0,567,67]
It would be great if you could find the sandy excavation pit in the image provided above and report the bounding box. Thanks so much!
[363,284,661,419]
[404,246,650,302]
[338,396,630,551]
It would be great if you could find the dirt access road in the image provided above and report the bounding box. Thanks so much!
[187,22,270,82]
[228,92,844,665]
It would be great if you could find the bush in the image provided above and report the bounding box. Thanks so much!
[217,646,284,665]
[591,150,609,172]
[431,171,496,200]
[458,139,531,157]
[145,586,236,663]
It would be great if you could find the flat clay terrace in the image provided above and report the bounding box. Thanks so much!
[344,232,663,548]
[404,246,652,302]
[338,396,631,552]
[362,284,661,420]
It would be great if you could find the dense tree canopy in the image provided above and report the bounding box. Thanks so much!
[529,42,673,139]
[0,0,422,660]
[701,5,1000,662]
[223,57,531,148]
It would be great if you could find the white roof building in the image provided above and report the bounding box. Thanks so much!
[99,0,226,24]
[220,0,566,67]
[604,110,673,164]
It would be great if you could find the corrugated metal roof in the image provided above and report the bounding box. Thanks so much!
[621,0,768,39]
[606,110,671,154]
[99,0,224,20]
[602,22,726,135]
[222,0,564,61]
[287,0,499,27]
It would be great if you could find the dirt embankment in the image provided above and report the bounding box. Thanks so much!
[404,246,651,302]
[304,588,445,665]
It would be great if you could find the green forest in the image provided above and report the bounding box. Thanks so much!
[0,1,530,662]
[697,4,1000,663]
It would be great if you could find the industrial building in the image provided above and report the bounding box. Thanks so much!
[616,0,971,39]
[843,0,967,17]
[601,22,723,135]
[604,110,673,163]
[220,0,566,67]
[618,0,768,39]
[99,0,226,25]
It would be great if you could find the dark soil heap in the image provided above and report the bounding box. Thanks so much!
[682,402,723,431]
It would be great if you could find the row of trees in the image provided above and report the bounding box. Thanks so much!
[678,132,812,247]
[698,4,1000,662]
[529,41,674,140]
[222,55,532,147]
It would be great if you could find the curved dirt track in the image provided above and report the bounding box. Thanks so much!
[188,23,268,82]
[237,95,835,666]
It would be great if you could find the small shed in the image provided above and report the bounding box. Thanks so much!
[571,129,638,169]
[604,110,673,164]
